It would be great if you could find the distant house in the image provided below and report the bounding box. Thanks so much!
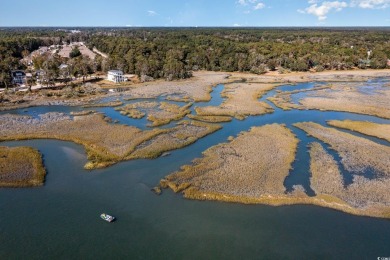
[359,59,371,67]
[35,70,47,84]
[59,64,68,70]
[11,70,26,85]
[107,70,126,83]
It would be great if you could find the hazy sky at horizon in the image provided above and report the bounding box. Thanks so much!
[1,0,390,27]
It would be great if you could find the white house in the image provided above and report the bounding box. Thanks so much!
[107,70,127,83]
[11,70,26,85]
[59,64,68,70]
[35,70,47,84]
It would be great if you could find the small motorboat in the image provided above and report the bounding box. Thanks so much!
[100,213,115,222]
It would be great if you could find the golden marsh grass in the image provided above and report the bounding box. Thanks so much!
[327,120,390,142]
[187,115,233,123]
[0,146,46,187]
[83,100,123,108]
[194,83,275,119]
[147,102,192,127]
[295,122,390,177]
[161,124,298,198]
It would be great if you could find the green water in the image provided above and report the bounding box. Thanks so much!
[1,80,390,259]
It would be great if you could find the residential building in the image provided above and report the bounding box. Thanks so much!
[11,70,26,85]
[59,64,68,70]
[107,70,126,83]
[35,70,47,84]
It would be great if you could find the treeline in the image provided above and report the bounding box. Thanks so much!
[0,34,44,87]
[87,28,390,79]
[0,27,390,86]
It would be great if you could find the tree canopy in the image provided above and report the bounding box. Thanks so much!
[0,27,389,87]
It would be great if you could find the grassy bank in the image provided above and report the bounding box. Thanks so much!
[0,113,220,169]
[160,124,298,198]
[0,146,46,187]
[195,83,276,119]
[327,120,390,142]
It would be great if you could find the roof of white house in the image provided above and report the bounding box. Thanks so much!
[108,70,124,74]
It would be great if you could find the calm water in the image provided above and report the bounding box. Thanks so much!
[1,80,390,259]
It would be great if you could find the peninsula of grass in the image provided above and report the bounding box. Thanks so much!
[267,85,330,111]
[129,120,222,159]
[187,114,233,123]
[294,122,390,176]
[147,102,192,127]
[0,113,220,169]
[195,83,275,120]
[70,110,96,116]
[115,101,192,126]
[158,123,390,219]
[296,83,390,119]
[0,146,46,187]
[327,120,390,142]
[160,124,298,198]
[308,142,390,218]
[115,101,158,119]
[83,100,123,108]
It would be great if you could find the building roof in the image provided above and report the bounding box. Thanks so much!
[11,70,26,77]
[108,70,124,74]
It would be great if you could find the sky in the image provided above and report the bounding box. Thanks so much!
[1,0,390,27]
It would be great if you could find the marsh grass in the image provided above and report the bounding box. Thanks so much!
[194,83,275,119]
[297,83,390,119]
[0,113,165,169]
[187,115,232,123]
[147,102,192,127]
[308,141,390,216]
[159,123,390,218]
[115,101,158,119]
[295,122,390,177]
[161,124,298,199]
[327,120,390,142]
[129,120,221,159]
[83,101,123,108]
[70,110,96,116]
[267,85,330,110]
[0,146,45,187]
[308,142,345,197]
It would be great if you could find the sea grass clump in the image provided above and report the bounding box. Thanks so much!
[0,146,46,187]
[195,83,275,119]
[0,113,220,169]
[161,124,298,201]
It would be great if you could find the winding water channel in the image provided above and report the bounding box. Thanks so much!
[1,80,390,259]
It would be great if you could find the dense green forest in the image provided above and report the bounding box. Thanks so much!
[1,27,390,86]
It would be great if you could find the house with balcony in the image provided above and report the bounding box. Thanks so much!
[107,70,127,83]
[11,70,26,85]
